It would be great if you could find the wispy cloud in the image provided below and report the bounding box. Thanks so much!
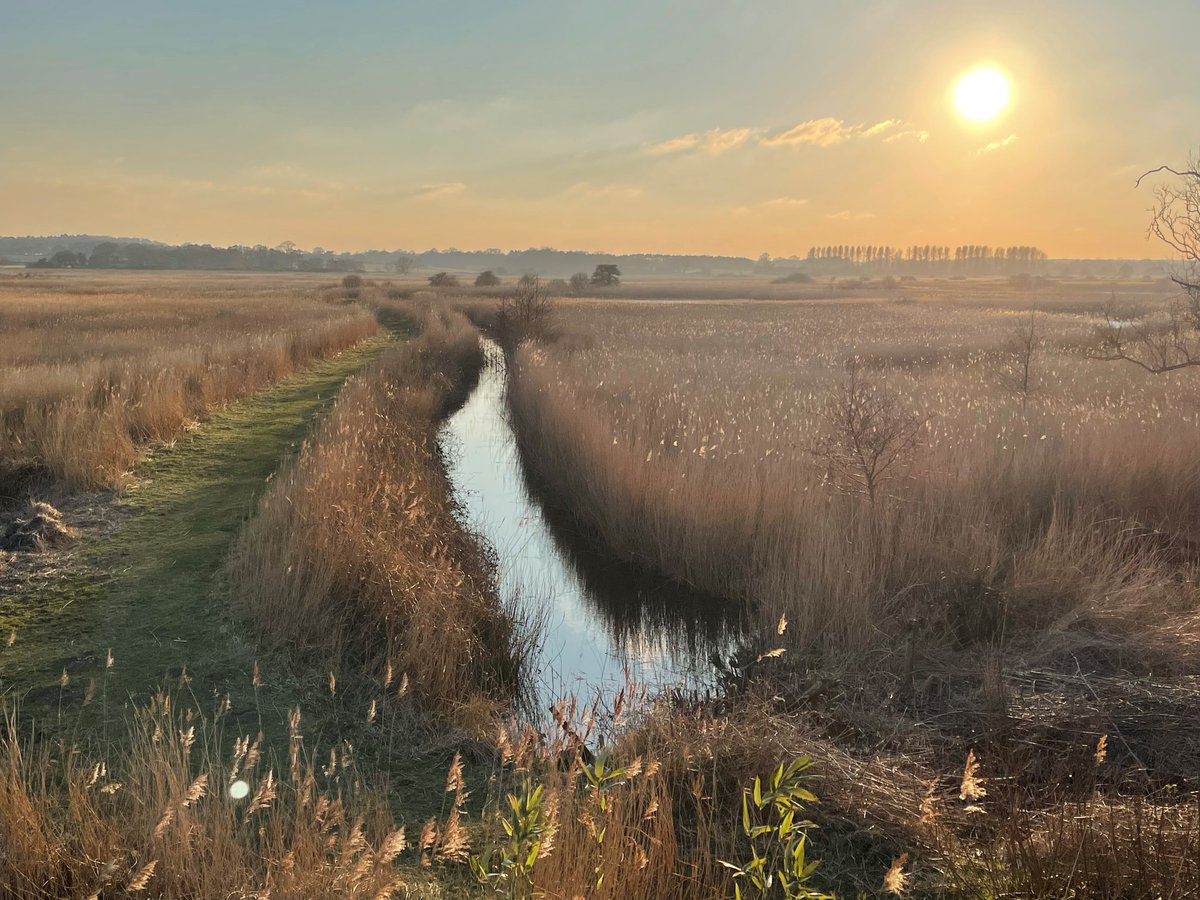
[861,118,902,137]
[564,181,643,200]
[976,134,1019,155]
[883,127,929,143]
[825,209,876,220]
[650,126,758,155]
[651,117,925,157]
[733,196,809,216]
[760,117,858,147]
[415,182,466,198]
[760,117,909,148]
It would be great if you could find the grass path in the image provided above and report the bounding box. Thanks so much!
[1,336,393,725]
[2,326,489,844]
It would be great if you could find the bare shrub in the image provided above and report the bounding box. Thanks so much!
[996,311,1041,403]
[812,362,924,504]
[428,272,460,289]
[495,276,557,345]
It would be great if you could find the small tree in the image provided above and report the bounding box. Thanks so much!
[997,311,1041,406]
[474,270,501,287]
[569,272,590,293]
[392,254,415,275]
[495,276,556,344]
[340,274,363,289]
[428,272,460,288]
[813,363,924,505]
[590,264,621,287]
[517,273,538,289]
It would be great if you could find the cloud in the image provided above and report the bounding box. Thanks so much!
[733,196,809,216]
[564,181,644,200]
[861,118,902,137]
[650,127,757,155]
[652,117,925,156]
[701,127,756,153]
[825,210,876,220]
[761,196,809,208]
[760,117,858,147]
[759,117,918,148]
[650,134,702,154]
[414,182,466,199]
[883,128,929,143]
[976,134,1019,155]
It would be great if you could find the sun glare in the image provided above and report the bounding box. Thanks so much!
[953,67,1010,123]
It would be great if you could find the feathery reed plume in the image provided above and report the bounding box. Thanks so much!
[883,853,910,895]
[959,750,986,802]
[125,859,157,892]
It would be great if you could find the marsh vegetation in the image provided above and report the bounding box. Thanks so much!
[5,271,1200,898]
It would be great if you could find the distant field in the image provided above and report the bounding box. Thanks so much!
[0,270,378,496]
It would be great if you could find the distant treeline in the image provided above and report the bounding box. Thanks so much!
[7,235,756,276]
[803,243,1048,274]
[26,242,365,273]
[3,234,1167,280]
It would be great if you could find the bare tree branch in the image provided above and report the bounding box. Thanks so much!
[1093,151,1200,374]
[1135,165,1200,188]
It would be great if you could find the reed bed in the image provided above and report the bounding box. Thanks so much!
[0,273,379,497]
[232,304,530,725]
[507,294,1200,672]
[496,288,1200,893]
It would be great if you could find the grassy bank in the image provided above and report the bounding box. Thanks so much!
[0,297,524,899]
[232,303,530,726]
[1,335,394,719]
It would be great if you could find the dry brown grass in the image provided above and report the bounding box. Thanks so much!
[232,302,530,725]
[0,686,459,900]
[507,292,1200,671]
[494,285,1200,895]
[0,271,379,497]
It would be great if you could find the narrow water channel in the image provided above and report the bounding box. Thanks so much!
[440,340,746,713]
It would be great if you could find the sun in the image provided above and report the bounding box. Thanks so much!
[953,67,1010,123]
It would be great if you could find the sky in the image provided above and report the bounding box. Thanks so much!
[1,0,1196,258]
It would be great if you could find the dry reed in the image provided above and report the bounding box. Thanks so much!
[0,690,419,899]
[232,303,530,724]
[506,294,1200,672]
[0,272,379,496]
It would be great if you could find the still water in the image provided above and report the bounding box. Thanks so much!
[440,341,745,713]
